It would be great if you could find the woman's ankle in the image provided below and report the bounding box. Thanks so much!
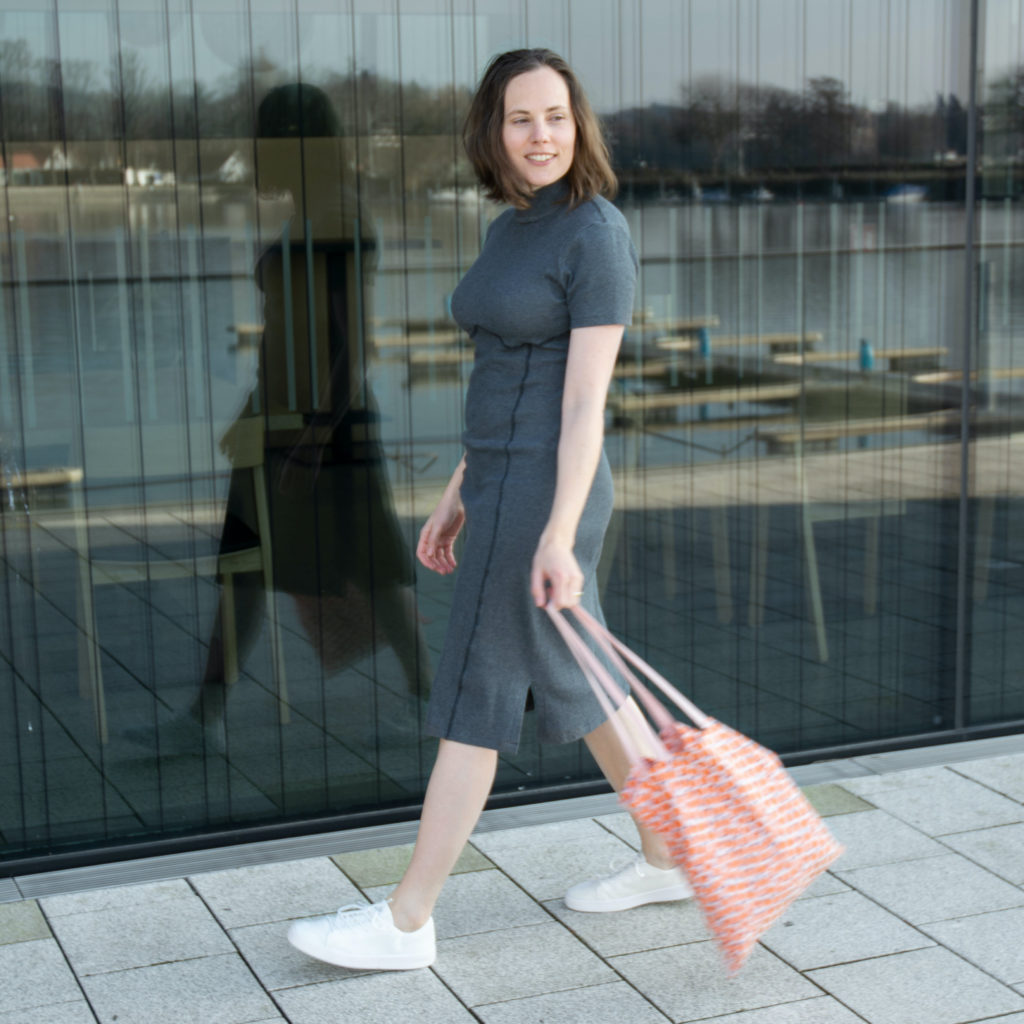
[641,848,676,871]
[388,895,432,933]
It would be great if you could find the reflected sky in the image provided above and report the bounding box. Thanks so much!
[0,0,980,116]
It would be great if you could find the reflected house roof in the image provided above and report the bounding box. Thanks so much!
[0,151,42,184]
[0,152,42,172]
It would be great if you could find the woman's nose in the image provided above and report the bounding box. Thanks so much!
[530,120,549,142]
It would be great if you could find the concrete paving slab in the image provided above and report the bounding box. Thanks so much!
[472,980,671,1023]
[81,952,278,1024]
[953,754,1024,802]
[942,823,1024,884]
[8,747,1024,1024]
[331,842,492,888]
[542,894,708,956]
[839,773,1024,836]
[48,886,233,975]
[921,907,1024,985]
[470,819,635,902]
[592,812,640,848]
[189,857,361,929]
[689,997,867,1024]
[799,872,850,898]
[808,946,1024,1024]
[433,922,614,1005]
[836,853,1024,924]
[760,890,934,970]
[839,766,952,794]
[801,784,875,816]
[275,969,478,1024]
[0,1002,97,1024]
[0,940,83,1014]
[228,919,374,990]
[823,809,947,869]
[366,868,550,940]
[40,878,190,918]
[0,900,50,944]
[611,941,817,1021]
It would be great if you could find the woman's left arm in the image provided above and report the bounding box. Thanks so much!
[531,324,624,609]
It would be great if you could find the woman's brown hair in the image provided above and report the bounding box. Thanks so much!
[463,49,617,209]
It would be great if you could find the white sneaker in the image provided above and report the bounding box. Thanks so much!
[287,901,435,970]
[564,854,693,913]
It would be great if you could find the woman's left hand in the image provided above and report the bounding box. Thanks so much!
[531,535,585,610]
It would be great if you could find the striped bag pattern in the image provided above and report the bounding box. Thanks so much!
[547,605,844,975]
[621,717,844,973]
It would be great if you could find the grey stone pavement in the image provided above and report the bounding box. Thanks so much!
[3,750,1024,1024]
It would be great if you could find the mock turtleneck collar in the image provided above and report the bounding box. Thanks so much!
[514,178,570,223]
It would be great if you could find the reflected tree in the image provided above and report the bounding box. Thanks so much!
[986,69,1024,158]
[0,31,983,191]
[804,76,857,166]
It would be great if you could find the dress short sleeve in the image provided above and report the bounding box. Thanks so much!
[561,218,638,329]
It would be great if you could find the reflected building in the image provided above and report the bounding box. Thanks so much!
[0,0,1020,873]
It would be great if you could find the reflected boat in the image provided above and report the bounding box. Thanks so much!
[885,183,927,203]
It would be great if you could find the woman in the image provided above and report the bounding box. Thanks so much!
[287,49,691,971]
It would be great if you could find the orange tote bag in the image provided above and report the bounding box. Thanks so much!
[547,605,844,974]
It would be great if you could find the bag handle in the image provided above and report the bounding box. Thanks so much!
[544,605,670,763]
[571,606,712,730]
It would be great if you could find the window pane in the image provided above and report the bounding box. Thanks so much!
[1,0,1015,871]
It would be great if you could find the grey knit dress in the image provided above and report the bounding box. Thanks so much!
[424,180,638,754]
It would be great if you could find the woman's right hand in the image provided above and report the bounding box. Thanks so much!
[417,489,465,574]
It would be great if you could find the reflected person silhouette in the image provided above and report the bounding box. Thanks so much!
[185,83,429,747]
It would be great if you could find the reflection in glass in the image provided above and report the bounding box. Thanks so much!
[193,81,429,731]
[973,0,1024,727]
[1,0,1020,870]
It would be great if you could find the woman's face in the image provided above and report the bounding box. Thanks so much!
[501,66,576,191]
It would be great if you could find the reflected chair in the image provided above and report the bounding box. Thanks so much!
[79,417,289,743]
[747,452,905,663]
[0,465,105,736]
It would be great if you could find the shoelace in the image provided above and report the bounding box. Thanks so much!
[330,902,390,932]
[598,853,647,885]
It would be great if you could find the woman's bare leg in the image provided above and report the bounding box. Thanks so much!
[387,738,498,931]
[583,700,674,869]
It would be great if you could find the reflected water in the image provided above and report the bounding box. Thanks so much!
[10,194,1022,484]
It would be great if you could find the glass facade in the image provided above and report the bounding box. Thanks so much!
[1,0,1020,871]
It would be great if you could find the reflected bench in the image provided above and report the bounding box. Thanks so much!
[774,346,948,372]
[755,409,960,454]
[657,331,823,354]
[913,367,1024,383]
[608,383,804,424]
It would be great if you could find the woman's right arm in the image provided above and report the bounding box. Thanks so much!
[416,455,466,574]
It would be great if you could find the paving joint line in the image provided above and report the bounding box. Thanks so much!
[829,852,1024,999]
[463,827,674,1022]
[35,900,103,1024]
